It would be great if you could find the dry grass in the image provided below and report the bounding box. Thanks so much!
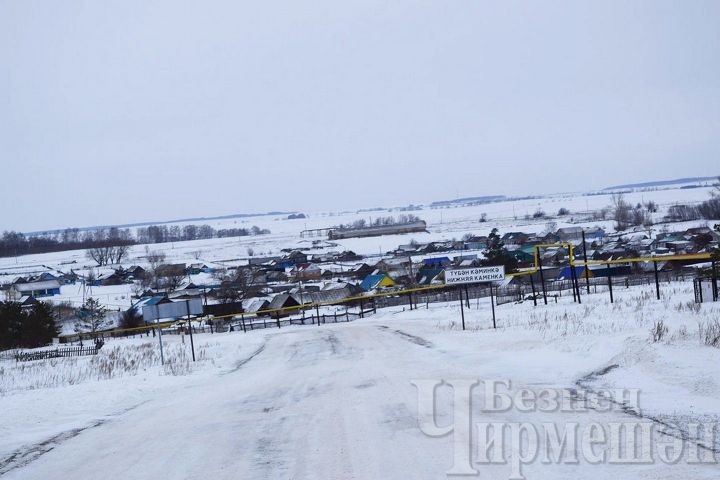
[0,341,214,396]
[434,282,720,349]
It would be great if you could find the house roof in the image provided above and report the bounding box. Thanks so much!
[557,227,583,235]
[14,279,61,292]
[132,295,170,310]
[423,257,450,265]
[268,293,301,310]
[556,266,593,280]
[360,274,388,291]
[309,287,354,304]
[243,298,270,313]
[416,267,445,285]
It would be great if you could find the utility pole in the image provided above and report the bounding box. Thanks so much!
[538,256,548,305]
[155,305,164,365]
[581,230,590,294]
[490,285,496,329]
[459,287,465,331]
[185,301,196,362]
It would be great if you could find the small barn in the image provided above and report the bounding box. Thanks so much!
[267,293,302,317]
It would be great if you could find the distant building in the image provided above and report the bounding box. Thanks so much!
[9,279,61,297]
[501,232,530,245]
[329,221,427,240]
[155,263,187,277]
[423,257,451,268]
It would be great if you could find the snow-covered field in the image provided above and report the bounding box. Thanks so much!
[1,185,717,311]
[1,281,719,479]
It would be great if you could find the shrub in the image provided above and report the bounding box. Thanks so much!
[650,320,668,343]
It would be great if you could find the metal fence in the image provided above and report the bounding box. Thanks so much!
[56,269,710,344]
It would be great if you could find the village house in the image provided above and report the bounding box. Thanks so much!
[7,276,62,297]
[360,273,395,291]
[501,232,530,245]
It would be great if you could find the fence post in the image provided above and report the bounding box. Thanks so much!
[529,274,537,306]
[490,284,496,329]
[653,261,661,300]
[359,298,364,318]
[459,286,465,331]
[581,230,591,294]
[698,278,704,303]
[156,322,164,366]
[316,304,321,326]
[538,257,548,305]
[607,264,614,303]
[712,260,718,302]
[573,265,582,304]
[185,302,196,362]
[241,313,246,333]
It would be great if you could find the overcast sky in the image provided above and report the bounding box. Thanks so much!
[1,1,719,232]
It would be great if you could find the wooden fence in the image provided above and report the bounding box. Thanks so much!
[15,345,101,362]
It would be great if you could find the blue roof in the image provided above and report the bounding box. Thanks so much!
[132,295,168,310]
[556,266,590,280]
[360,274,385,291]
[423,257,450,266]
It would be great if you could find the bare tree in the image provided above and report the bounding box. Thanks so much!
[159,270,186,293]
[111,244,130,264]
[212,267,260,304]
[86,244,131,266]
[631,205,653,227]
[85,268,97,286]
[86,246,109,266]
[612,194,632,231]
[141,247,168,291]
[145,247,167,268]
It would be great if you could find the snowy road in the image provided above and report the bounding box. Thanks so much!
[3,310,719,479]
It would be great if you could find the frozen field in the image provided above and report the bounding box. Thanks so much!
[1,282,719,479]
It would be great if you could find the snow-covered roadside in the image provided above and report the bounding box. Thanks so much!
[0,331,269,465]
[1,282,719,478]
[395,281,720,452]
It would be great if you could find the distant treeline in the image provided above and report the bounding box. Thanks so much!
[135,224,270,243]
[336,214,422,230]
[665,197,720,222]
[0,223,271,259]
[0,227,135,259]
